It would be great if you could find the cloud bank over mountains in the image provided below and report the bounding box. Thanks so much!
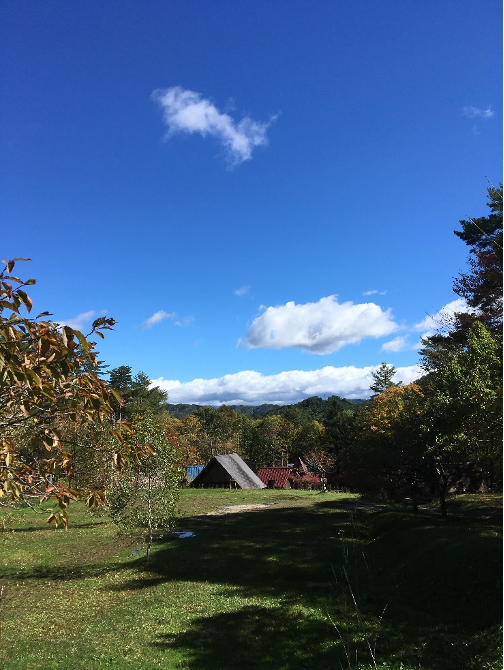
[152,86,276,166]
[239,295,398,354]
[148,295,470,404]
[152,364,422,406]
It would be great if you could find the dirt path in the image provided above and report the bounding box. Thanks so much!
[207,503,277,515]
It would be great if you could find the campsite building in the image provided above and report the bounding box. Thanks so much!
[258,458,321,489]
[186,465,204,482]
[190,453,266,489]
[257,466,293,489]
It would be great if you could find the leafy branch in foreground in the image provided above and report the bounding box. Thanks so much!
[0,258,150,526]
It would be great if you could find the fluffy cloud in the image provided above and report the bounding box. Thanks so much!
[414,298,472,333]
[234,285,250,297]
[151,364,422,406]
[381,336,409,352]
[463,106,495,119]
[412,298,475,347]
[239,295,398,354]
[142,310,176,329]
[152,86,276,166]
[58,310,99,332]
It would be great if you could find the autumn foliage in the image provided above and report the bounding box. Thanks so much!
[0,258,151,526]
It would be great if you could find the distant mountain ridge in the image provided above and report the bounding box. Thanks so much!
[166,395,367,419]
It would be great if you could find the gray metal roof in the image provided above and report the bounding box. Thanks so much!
[192,453,265,489]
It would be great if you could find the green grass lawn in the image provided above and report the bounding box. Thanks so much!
[0,490,501,669]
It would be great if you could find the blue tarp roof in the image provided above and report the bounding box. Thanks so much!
[186,465,205,481]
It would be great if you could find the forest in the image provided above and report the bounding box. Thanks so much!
[0,185,502,524]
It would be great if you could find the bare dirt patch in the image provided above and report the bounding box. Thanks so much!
[207,503,276,516]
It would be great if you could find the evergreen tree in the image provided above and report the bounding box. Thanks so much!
[423,184,503,352]
[108,366,168,419]
[370,363,401,396]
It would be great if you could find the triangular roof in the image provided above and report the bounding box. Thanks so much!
[293,457,309,474]
[191,453,266,489]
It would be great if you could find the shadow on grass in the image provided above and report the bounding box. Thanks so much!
[153,607,502,670]
[141,504,501,669]
[134,505,501,616]
[1,558,132,581]
[117,505,359,607]
[152,605,344,670]
[6,501,502,669]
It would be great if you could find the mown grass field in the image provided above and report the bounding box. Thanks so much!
[0,490,501,669]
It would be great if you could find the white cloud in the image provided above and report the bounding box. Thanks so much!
[152,86,277,166]
[59,310,99,332]
[239,295,398,354]
[381,336,409,352]
[463,106,495,119]
[363,289,387,296]
[151,364,422,406]
[142,310,176,329]
[412,298,476,348]
[414,298,472,333]
[234,285,250,297]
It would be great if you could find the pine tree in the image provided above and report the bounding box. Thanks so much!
[370,363,401,397]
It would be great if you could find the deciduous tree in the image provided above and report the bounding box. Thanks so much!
[422,321,502,514]
[348,384,427,507]
[107,412,181,560]
[0,258,144,526]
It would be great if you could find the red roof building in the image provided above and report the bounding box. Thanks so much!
[257,461,322,489]
[257,466,293,489]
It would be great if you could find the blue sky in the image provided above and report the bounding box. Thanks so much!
[2,1,502,404]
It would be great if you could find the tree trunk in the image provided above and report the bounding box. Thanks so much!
[410,480,418,513]
[437,465,449,518]
[146,473,153,563]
